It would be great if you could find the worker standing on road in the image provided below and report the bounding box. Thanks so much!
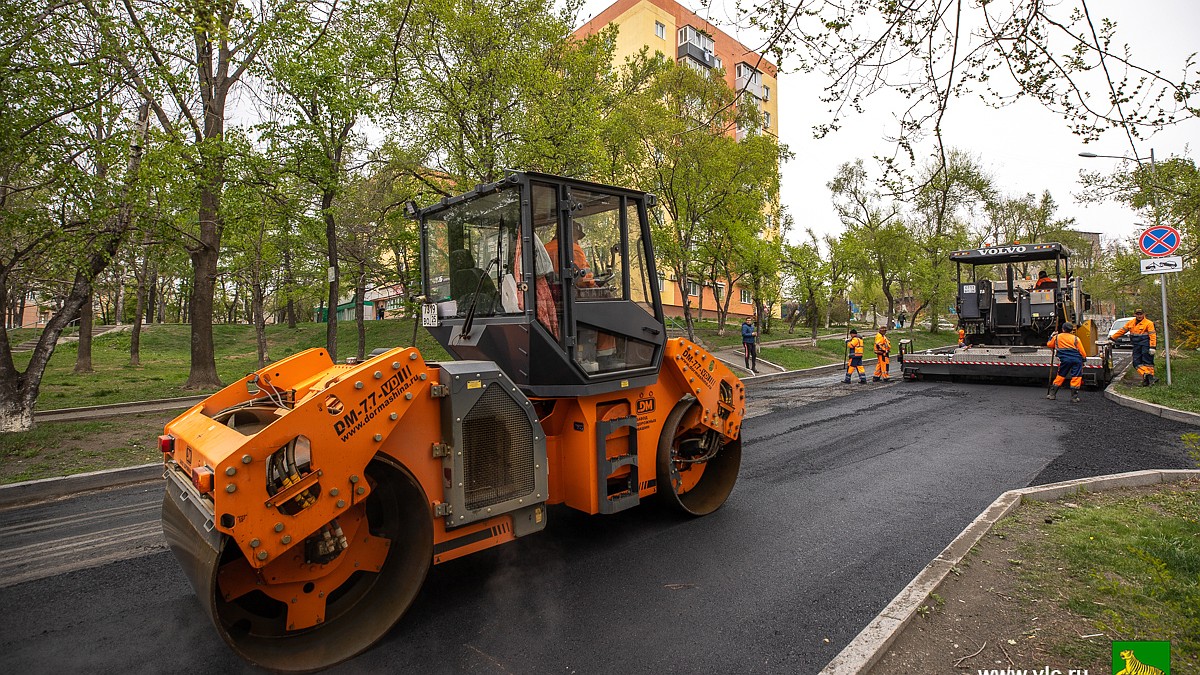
[1110,309,1157,386]
[844,329,866,384]
[1047,322,1086,403]
[742,317,758,374]
[873,325,891,382]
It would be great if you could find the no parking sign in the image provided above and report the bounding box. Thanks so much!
[1139,225,1181,257]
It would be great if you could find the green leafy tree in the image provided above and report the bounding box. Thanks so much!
[89,0,301,389]
[393,0,614,187]
[908,150,992,330]
[830,160,914,327]
[0,2,150,430]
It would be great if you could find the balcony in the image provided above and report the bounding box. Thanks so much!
[677,42,720,70]
[735,64,765,99]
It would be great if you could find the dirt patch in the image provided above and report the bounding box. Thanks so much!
[869,480,1200,675]
[0,413,169,483]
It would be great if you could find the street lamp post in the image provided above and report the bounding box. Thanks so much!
[1079,149,1173,386]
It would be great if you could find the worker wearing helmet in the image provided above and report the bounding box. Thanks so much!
[1111,309,1157,386]
[844,329,866,384]
[873,325,891,382]
[1047,322,1086,402]
[957,327,966,348]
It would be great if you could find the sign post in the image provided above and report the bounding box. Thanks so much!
[1138,225,1181,386]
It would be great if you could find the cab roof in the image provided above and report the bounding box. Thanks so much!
[949,242,1071,265]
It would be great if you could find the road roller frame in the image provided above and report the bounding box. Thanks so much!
[160,172,746,671]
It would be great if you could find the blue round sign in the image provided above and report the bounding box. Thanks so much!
[1139,226,1181,257]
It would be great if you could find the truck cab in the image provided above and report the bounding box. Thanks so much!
[418,171,667,397]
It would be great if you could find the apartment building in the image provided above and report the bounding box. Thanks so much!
[576,0,780,320]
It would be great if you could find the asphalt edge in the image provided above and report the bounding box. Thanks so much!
[0,463,163,509]
[818,468,1200,675]
[1103,362,1200,427]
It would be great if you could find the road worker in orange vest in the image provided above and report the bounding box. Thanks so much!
[1047,322,1086,402]
[1110,309,1157,386]
[957,327,966,347]
[873,325,891,382]
[844,329,866,384]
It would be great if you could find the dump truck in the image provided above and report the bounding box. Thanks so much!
[159,172,745,671]
[900,242,1114,387]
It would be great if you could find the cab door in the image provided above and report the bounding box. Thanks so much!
[562,184,665,379]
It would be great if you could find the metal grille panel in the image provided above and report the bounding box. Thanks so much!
[462,386,536,511]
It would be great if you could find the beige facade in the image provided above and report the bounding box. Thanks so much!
[577,0,780,320]
[577,0,778,138]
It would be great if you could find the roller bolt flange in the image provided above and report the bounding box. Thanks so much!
[330,488,339,497]
[225,467,236,476]
[274,522,284,532]
[257,551,268,561]
[241,454,252,464]
[225,484,236,493]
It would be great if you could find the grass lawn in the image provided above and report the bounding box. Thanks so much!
[1005,482,1200,669]
[759,329,957,371]
[16,320,451,411]
[0,414,167,484]
[1114,349,1200,414]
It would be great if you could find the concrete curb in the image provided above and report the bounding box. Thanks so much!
[0,463,162,509]
[34,394,208,422]
[1103,363,1200,427]
[819,469,1200,675]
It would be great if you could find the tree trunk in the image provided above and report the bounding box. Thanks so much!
[113,269,124,324]
[284,247,297,328]
[74,292,94,374]
[252,273,268,368]
[131,235,150,366]
[146,266,157,324]
[355,277,366,361]
[323,190,339,362]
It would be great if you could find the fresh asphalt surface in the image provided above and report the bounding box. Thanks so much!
[1,372,1194,674]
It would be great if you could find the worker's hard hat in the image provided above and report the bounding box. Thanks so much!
[1061,322,1075,332]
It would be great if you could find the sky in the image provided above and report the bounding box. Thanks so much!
[573,0,1200,246]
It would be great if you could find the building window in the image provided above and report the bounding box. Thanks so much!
[740,288,752,304]
[655,21,665,39]
[715,282,725,301]
[764,111,771,129]
[658,275,666,291]
[687,280,701,297]
[763,84,770,101]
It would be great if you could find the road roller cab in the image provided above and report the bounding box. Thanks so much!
[418,172,667,397]
[159,171,747,671]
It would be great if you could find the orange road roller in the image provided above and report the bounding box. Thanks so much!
[160,172,745,670]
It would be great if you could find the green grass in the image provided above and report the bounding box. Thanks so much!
[676,317,849,350]
[15,320,450,411]
[0,414,166,483]
[1115,350,1200,414]
[1012,483,1200,671]
[759,328,956,371]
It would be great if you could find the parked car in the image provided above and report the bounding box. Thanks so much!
[1107,316,1135,348]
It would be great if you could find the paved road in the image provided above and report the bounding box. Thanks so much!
[1,375,1192,674]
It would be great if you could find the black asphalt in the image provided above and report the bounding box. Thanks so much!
[0,378,1193,674]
